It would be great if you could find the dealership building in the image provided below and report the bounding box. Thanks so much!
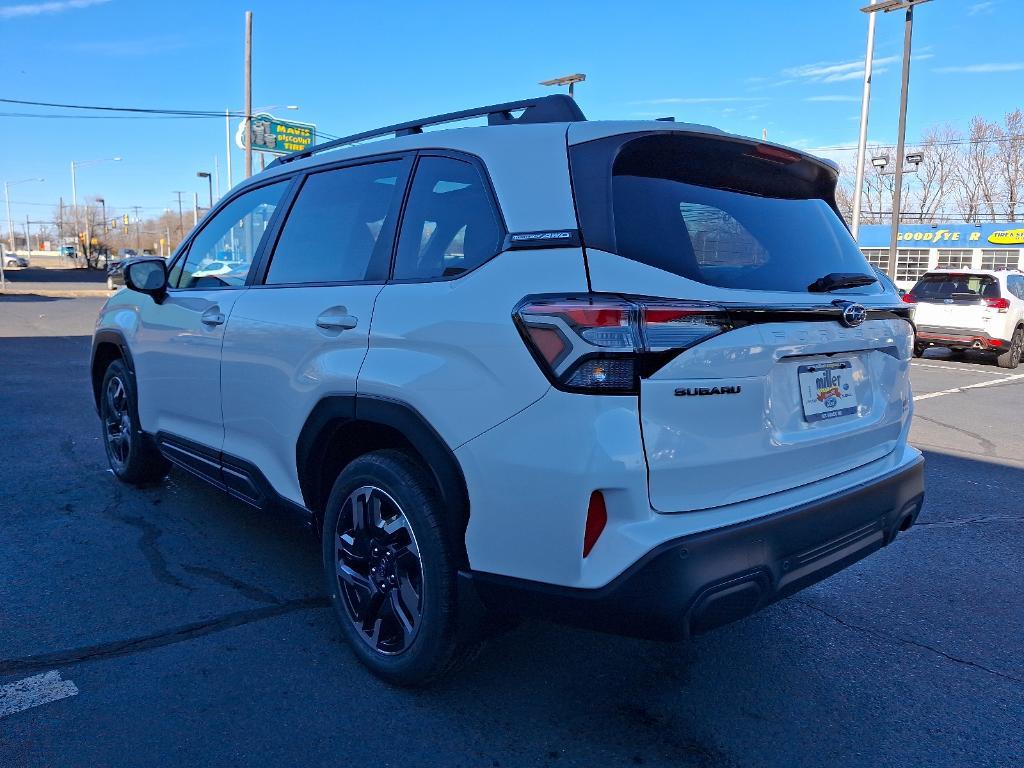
[857,223,1024,290]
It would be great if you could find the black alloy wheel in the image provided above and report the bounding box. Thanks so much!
[103,373,133,472]
[333,485,424,655]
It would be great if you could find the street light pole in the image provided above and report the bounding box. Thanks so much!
[197,172,213,208]
[887,3,916,281]
[70,157,121,267]
[244,10,254,179]
[851,0,877,240]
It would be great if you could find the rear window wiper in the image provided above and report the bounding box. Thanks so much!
[807,272,878,293]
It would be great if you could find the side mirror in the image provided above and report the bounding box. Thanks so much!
[124,258,168,300]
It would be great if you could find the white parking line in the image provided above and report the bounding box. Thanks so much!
[910,362,1014,376]
[915,372,1024,401]
[0,671,78,719]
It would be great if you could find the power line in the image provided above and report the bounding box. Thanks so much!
[810,134,1024,153]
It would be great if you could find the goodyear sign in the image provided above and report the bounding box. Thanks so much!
[237,113,316,155]
[858,223,1024,249]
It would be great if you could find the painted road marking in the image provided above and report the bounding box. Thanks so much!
[911,362,1014,376]
[0,670,78,719]
[915,372,1024,401]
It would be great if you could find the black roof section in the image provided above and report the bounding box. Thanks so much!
[268,94,586,168]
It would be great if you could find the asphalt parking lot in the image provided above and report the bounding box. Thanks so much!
[2,294,1022,768]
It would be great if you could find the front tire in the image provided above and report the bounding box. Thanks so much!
[322,450,478,686]
[99,359,168,485]
[996,326,1023,369]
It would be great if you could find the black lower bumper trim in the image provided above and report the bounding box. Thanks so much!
[464,457,925,641]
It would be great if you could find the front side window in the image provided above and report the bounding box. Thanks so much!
[171,181,287,289]
[393,156,502,281]
[265,161,406,285]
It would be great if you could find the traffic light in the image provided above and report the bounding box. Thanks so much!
[123,213,130,226]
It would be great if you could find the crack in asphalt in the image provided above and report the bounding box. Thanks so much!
[182,564,283,605]
[912,414,999,457]
[0,597,330,677]
[794,599,1024,686]
[95,494,194,593]
[914,514,1024,528]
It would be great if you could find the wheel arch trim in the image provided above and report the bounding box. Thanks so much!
[296,394,471,546]
[91,329,135,414]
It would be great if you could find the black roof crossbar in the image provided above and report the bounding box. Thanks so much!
[268,94,586,168]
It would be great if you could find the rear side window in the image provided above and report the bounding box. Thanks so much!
[571,133,879,294]
[265,161,406,285]
[911,273,1000,303]
[393,156,503,281]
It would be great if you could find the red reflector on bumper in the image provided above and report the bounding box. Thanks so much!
[583,491,608,558]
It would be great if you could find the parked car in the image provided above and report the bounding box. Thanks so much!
[90,95,924,685]
[106,259,126,290]
[3,251,29,269]
[904,268,1024,368]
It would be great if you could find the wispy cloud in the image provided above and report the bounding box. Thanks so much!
[0,0,109,19]
[968,1,995,15]
[805,95,861,102]
[934,61,1024,73]
[630,96,769,106]
[784,55,898,83]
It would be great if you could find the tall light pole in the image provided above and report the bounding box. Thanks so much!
[860,0,931,280]
[197,171,213,208]
[71,157,121,266]
[4,177,44,253]
[244,10,253,179]
[539,73,586,99]
[851,0,878,241]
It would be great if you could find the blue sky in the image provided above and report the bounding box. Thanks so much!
[1,0,1021,228]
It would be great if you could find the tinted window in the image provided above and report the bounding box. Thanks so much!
[911,273,1000,303]
[574,133,878,294]
[266,161,405,285]
[171,182,286,289]
[394,156,502,280]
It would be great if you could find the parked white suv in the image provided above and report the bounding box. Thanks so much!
[91,96,925,685]
[906,269,1024,368]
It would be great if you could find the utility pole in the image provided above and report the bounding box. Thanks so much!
[173,191,185,240]
[852,0,878,240]
[4,182,13,253]
[244,10,253,178]
[225,108,233,189]
[58,197,64,248]
[887,2,916,281]
[132,206,142,251]
[25,215,31,254]
[193,192,199,226]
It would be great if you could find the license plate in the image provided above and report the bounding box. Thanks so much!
[798,360,859,422]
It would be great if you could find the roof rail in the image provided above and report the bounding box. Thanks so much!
[268,94,586,168]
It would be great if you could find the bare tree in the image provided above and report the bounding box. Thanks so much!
[906,124,958,223]
[994,109,1024,221]
[954,116,1001,222]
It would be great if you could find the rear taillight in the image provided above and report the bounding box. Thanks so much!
[514,295,729,393]
[902,292,917,304]
[984,297,1010,312]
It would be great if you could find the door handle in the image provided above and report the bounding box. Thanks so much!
[201,310,226,327]
[316,312,358,331]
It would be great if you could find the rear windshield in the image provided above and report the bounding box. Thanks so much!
[571,133,880,294]
[911,273,1000,303]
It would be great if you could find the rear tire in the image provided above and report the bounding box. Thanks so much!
[99,359,169,485]
[996,326,1023,369]
[321,450,480,686]
[912,344,924,358]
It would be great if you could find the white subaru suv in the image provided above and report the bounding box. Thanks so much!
[907,269,1024,368]
[91,96,925,685]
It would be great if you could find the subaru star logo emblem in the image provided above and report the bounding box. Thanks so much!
[839,302,867,328]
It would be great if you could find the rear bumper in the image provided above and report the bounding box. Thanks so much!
[917,325,1008,350]
[465,456,925,640]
